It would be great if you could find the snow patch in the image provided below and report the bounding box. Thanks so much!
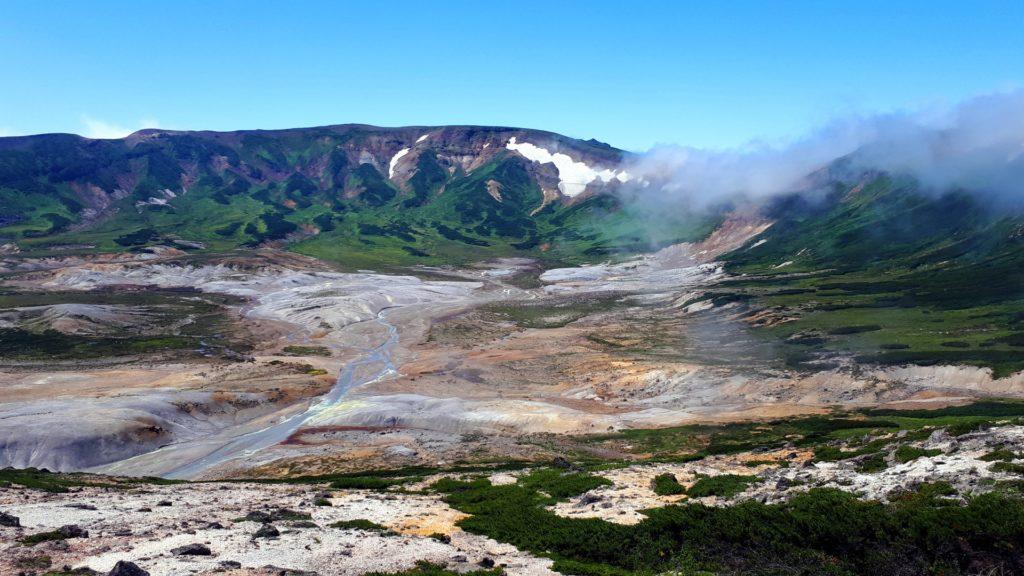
[773,260,793,269]
[135,188,180,209]
[389,148,410,179]
[505,137,629,197]
[416,134,429,143]
[749,239,768,249]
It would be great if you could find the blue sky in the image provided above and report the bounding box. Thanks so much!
[1,0,1021,151]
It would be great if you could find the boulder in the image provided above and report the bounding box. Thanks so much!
[59,524,89,538]
[107,560,149,576]
[0,511,20,527]
[254,524,280,539]
[170,543,212,556]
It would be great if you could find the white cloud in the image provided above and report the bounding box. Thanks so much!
[0,127,16,137]
[625,88,1024,207]
[81,116,160,139]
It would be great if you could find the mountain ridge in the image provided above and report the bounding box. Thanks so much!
[0,123,714,267]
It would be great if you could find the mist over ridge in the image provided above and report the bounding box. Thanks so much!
[622,89,1024,210]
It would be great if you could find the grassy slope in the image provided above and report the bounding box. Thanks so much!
[0,131,718,268]
[715,176,1024,376]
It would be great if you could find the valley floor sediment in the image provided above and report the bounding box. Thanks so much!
[2,242,1023,479]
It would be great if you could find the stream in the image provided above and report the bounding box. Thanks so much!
[156,309,399,480]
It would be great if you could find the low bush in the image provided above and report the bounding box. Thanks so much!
[980,448,1018,462]
[516,469,611,502]
[364,560,502,576]
[651,473,685,496]
[20,530,66,546]
[990,461,1024,475]
[894,445,942,463]
[281,345,331,356]
[329,476,402,490]
[685,474,757,498]
[435,476,1024,576]
[857,453,888,472]
[828,324,882,335]
[330,519,395,534]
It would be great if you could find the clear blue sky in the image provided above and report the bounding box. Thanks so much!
[1,0,1021,151]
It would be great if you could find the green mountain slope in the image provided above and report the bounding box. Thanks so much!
[0,126,717,267]
[715,174,1024,376]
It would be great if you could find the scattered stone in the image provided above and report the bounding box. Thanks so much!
[66,503,98,510]
[452,555,468,563]
[478,558,496,568]
[156,500,172,507]
[107,560,149,576]
[136,507,152,513]
[219,560,242,569]
[170,543,212,556]
[0,511,20,527]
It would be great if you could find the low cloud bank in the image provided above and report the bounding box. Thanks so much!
[624,90,1024,208]
[81,116,161,139]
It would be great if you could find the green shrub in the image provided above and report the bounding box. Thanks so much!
[364,560,502,576]
[235,508,311,522]
[516,469,611,502]
[814,445,858,461]
[828,324,882,335]
[979,448,1018,462]
[990,461,1024,474]
[329,476,401,490]
[20,530,66,546]
[0,468,89,493]
[435,476,1024,576]
[894,445,942,463]
[282,345,331,356]
[330,519,394,534]
[651,473,685,496]
[857,453,888,472]
[685,474,757,498]
[947,421,986,436]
